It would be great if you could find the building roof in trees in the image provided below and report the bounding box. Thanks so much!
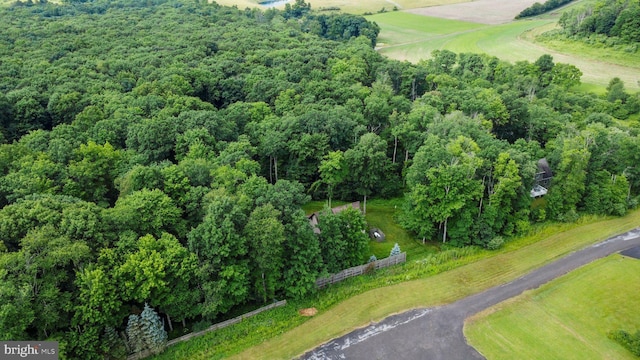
[531,158,553,197]
[307,201,361,234]
[536,158,553,184]
[329,201,361,214]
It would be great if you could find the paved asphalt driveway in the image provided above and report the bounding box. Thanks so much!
[301,228,640,360]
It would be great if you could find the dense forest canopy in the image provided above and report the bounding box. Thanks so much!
[0,0,639,358]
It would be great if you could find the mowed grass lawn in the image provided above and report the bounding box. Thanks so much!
[465,254,640,359]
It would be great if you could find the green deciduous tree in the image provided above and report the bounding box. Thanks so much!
[547,135,591,221]
[318,206,369,272]
[106,189,185,239]
[281,210,323,299]
[64,141,124,207]
[481,152,530,242]
[344,133,390,214]
[551,63,582,89]
[244,204,285,303]
[187,192,249,319]
[405,136,483,244]
[0,225,91,339]
[315,150,347,208]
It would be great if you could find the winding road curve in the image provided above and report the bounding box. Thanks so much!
[301,228,640,360]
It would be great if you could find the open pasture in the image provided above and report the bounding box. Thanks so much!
[465,254,640,359]
[211,0,471,14]
[369,11,640,90]
[407,0,541,24]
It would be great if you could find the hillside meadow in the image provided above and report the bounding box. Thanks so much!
[368,11,640,91]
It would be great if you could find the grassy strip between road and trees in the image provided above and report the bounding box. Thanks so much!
[150,208,640,359]
[465,253,640,359]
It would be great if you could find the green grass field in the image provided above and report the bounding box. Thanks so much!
[465,254,640,359]
[367,11,640,91]
[372,17,551,63]
[368,12,487,46]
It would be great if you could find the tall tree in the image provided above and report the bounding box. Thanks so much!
[281,210,323,299]
[546,135,591,220]
[187,193,249,319]
[344,133,389,214]
[64,141,124,207]
[405,136,483,244]
[244,204,285,303]
[315,150,347,208]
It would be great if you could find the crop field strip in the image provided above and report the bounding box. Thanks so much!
[465,254,640,359]
[209,0,471,14]
[368,11,640,90]
[406,0,542,24]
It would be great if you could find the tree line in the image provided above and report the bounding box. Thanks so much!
[0,0,639,358]
[557,0,640,44]
[516,0,574,19]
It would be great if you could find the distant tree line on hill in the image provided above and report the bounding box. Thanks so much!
[557,0,640,45]
[515,0,574,19]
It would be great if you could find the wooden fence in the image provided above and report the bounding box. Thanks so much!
[127,300,287,360]
[315,252,407,288]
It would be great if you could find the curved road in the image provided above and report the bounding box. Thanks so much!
[301,228,640,360]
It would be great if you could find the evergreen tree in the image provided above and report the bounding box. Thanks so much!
[103,326,127,360]
[390,243,401,257]
[126,314,144,354]
[140,303,167,355]
[126,304,167,356]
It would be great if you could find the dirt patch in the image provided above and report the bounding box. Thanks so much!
[621,245,640,259]
[299,308,318,317]
[406,0,542,24]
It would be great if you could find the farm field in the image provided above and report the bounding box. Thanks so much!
[465,254,640,359]
[406,0,540,24]
[368,11,640,91]
[210,0,470,14]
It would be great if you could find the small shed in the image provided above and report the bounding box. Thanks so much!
[308,213,321,234]
[535,158,553,187]
[531,158,553,198]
